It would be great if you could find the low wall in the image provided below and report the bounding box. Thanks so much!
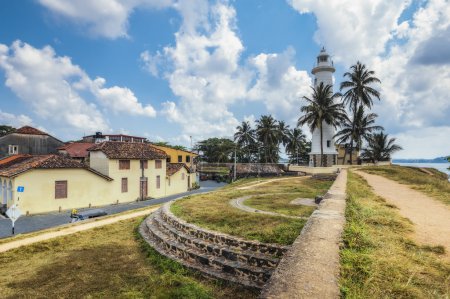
[260,169,347,298]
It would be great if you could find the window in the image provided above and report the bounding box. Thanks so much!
[155,160,162,169]
[186,155,190,163]
[167,157,171,163]
[121,178,128,193]
[327,140,331,148]
[178,155,182,163]
[181,173,185,180]
[8,145,18,155]
[55,181,67,199]
[119,160,130,170]
[156,175,161,189]
[140,160,148,169]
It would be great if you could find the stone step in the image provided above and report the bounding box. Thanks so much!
[142,213,272,288]
[160,204,288,257]
[150,209,280,269]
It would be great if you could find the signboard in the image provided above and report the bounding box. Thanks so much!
[6,204,22,222]
[17,186,24,192]
[6,204,22,235]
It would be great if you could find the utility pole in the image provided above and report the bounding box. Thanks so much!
[233,146,237,182]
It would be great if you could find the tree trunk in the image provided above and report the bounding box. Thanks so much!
[320,123,324,167]
[349,102,357,165]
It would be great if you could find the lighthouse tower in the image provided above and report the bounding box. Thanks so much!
[309,48,338,167]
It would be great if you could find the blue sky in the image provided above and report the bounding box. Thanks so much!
[0,0,449,158]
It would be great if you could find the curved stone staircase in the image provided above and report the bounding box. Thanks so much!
[139,202,289,289]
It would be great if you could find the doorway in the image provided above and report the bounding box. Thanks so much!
[140,177,148,199]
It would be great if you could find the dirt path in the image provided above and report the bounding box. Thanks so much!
[236,176,306,190]
[0,207,158,253]
[355,170,450,257]
[229,196,307,219]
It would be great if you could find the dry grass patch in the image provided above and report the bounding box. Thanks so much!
[360,165,450,205]
[172,177,331,245]
[340,171,450,298]
[0,217,257,299]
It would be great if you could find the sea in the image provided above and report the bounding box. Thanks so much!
[393,162,450,180]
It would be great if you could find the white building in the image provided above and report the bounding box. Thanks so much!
[309,48,338,167]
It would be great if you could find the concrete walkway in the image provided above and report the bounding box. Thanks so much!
[261,169,347,299]
[0,207,158,253]
[355,170,450,259]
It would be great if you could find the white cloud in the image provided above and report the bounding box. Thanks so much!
[288,0,411,65]
[289,0,450,158]
[147,1,312,139]
[0,110,34,128]
[0,41,155,136]
[393,126,450,158]
[38,0,174,39]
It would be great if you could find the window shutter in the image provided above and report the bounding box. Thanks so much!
[156,175,161,189]
[155,160,162,169]
[121,178,128,193]
[119,160,130,170]
[55,181,67,199]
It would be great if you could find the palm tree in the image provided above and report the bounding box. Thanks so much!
[361,132,402,163]
[234,121,256,162]
[285,128,307,165]
[334,106,384,164]
[298,82,347,166]
[255,115,280,163]
[340,61,381,164]
[277,121,290,147]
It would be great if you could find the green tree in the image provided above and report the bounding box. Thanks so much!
[234,121,256,162]
[194,138,235,163]
[285,128,308,164]
[361,132,402,163]
[0,125,16,137]
[277,120,290,147]
[340,61,381,164]
[335,106,383,164]
[298,83,347,166]
[255,115,280,163]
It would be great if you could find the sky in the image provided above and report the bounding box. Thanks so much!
[0,0,449,159]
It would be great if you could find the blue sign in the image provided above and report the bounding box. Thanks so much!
[17,186,24,192]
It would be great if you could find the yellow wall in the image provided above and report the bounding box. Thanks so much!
[152,145,197,168]
[106,158,167,200]
[11,169,112,215]
[336,146,359,165]
[165,167,190,196]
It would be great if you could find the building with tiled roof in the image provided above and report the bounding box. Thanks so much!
[0,141,198,215]
[88,142,167,160]
[58,142,93,162]
[0,154,113,215]
[166,163,191,176]
[0,126,64,158]
[82,132,147,143]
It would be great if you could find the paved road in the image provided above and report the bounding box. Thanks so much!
[0,181,226,239]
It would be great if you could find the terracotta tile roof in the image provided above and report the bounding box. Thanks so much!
[88,142,167,160]
[0,154,112,180]
[166,163,190,176]
[15,126,48,136]
[58,142,93,158]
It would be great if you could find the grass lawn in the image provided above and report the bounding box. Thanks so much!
[243,178,330,217]
[0,217,257,299]
[340,171,450,298]
[360,165,450,205]
[171,177,332,245]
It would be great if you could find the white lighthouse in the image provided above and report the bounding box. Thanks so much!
[309,47,338,167]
